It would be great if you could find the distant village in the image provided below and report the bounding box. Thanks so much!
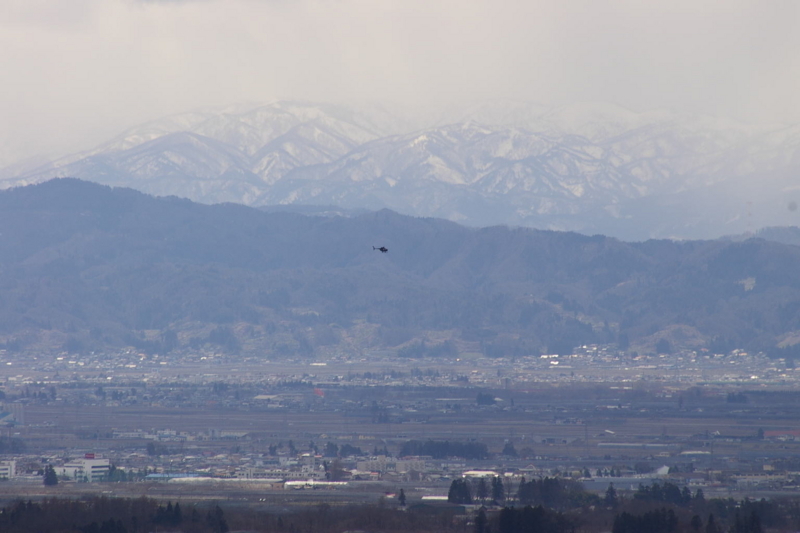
[1,344,800,501]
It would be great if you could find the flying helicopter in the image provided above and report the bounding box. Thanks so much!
[373,246,388,253]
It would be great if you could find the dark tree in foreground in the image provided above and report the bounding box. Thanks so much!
[613,508,678,533]
[477,478,489,503]
[207,505,228,533]
[496,505,573,533]
[477,392,496,405]
[492,476,505,504]
[730,511,763,533]
[399,488,406,506]
[706,513,719,533]
[0,496,459,533]
[605,483,618,508]
[475,508,488,533]
[43,465,58,486]
[448,479,473,504]
[517,476,593,509]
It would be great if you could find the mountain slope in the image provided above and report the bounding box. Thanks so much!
[1,179,800,357]
[13,101,395,202]
[4,101,800,240]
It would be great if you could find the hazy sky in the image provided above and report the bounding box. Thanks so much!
[1,0,798,164]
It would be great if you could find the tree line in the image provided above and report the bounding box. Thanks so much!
[0,490,797,533]
[0,496,466,533]
[447,477,798,533]
[0,498,228,533]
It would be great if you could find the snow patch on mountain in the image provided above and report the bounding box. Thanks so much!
[5,100,800,240]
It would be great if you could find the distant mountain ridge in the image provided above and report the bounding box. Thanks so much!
[1,179,800,357]
[725,226,800,247]
[3,100,800,240]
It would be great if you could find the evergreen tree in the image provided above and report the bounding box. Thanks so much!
[324,442,339,457]
[43,465,58,486]
[604,483,618,508]
[206,505,229,533]
[448,479,473,504]
[613,508,678,533]
[501,442,518,457]
[475,508,488,533]
[328,458,346,481]
[730,510,763,533]
[705,513,718,533]
[477,478,489,502]
[694,489,705,504]
[492,476,505,504]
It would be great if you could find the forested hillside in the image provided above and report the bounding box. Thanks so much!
[1,179,799,357]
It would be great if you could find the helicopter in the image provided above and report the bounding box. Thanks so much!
[373,246,388,253]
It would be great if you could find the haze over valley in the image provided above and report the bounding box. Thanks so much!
[3,2,800,531]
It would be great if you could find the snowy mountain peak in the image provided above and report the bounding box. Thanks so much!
[4,100,799,240]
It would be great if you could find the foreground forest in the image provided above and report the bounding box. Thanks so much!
[0,482,794,533]
[1,179,800,357]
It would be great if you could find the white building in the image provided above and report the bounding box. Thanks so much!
[58,458,110,482]
[462,470,498,479]
[0,460,15,479]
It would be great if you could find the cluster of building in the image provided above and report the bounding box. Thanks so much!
[0,455,110,483]
[1,347,800,502]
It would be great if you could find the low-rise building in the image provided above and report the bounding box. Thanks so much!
[0,460,15,479]
[58,458,110,482]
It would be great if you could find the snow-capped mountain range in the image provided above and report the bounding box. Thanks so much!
[3,100,799,240]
